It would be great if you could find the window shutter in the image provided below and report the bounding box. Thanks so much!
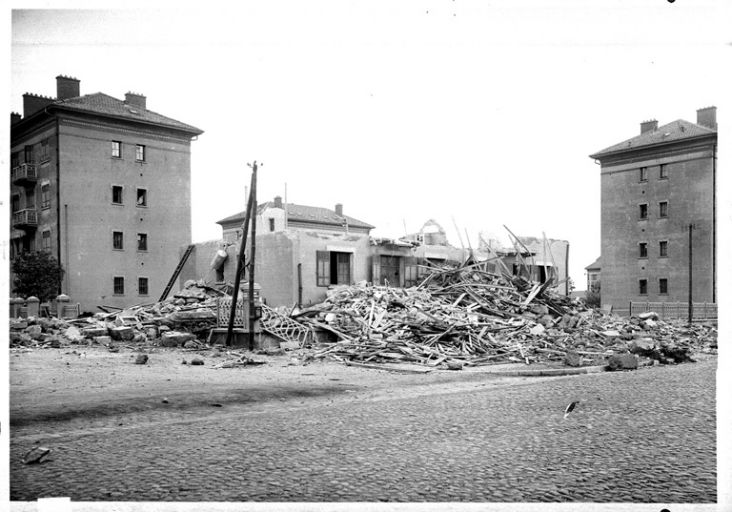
[371,255,381,285]
[316,250,330,287]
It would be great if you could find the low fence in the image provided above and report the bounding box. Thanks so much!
[629,301,717,322]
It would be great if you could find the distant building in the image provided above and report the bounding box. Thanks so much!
[585,256,601,291]
[9,75,203,311]
[589,107,717,312]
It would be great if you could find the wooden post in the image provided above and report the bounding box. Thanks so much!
[297,262,303,308]
[248,162,258,351]
[226,165,256,346]
[688,224,693,325]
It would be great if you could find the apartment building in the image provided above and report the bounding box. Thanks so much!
[589,107,717,312]
[10,75,203,311]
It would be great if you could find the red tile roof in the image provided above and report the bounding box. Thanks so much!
[590,119,716,159]
[50,93,203,135]
[218,202,374,230]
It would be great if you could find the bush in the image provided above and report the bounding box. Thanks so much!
[12,251,65,302]
[584,281,601,308]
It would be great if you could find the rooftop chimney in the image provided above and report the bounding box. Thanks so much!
[274,196,283,208]
[335,203,343,216]
[56,75,80,100]
[11,112,21,125]
[696,106,717,130]
[124,92,147,110]
[640,119,658,134]
[23,93,55,118]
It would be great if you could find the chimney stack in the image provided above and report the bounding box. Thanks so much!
[23,93,55,118]
[696,106,717,130]
[335,203,343,216]
[274,196,283,208]
[11,112,21,125]
[640,119,658,134]
[56,75,80,100]
[124,92,147,110]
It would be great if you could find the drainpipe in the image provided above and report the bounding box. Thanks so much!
[64,204,70,295]
[54,116,64,295]
[712,143,716,303]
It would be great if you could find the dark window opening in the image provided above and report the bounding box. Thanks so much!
[112,186,123,204]
[659,164,668,179]
[41,184,51,209]
[639,279,648,295]
[42,230,51,252]
[11,194,20,212]
[659,201,668,218]
[138,277,149,295]
[639,167,648,182]
[269,218,275,232]
[659,278,668,295]
[639,242,648,258]
[317,251,352,286]
[137,233,148,251]
[113,231,124,250]
[659,241,668,257]
[114,276,125,295]
[137,188,147,206]
[639,204,648,219]
[24,145,34,164]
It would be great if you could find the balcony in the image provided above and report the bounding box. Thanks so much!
[12,209,38,230]
[11,163,38,186]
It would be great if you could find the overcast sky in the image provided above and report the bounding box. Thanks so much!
[7,0,731,289]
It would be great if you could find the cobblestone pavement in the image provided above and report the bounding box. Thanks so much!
[10,358,716,503]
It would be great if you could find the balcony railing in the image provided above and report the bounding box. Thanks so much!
[12,209,38,229]
[11,163,38,186]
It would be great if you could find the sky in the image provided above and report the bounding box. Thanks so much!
[5,0,731,290]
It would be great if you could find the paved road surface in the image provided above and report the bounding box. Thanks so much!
[10,358,716,503]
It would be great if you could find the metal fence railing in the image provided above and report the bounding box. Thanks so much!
[629,301,717,322]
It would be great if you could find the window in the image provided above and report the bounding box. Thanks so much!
[659,240,668,258]
[11,152,20,169]
[659,201,668,218]
[639,167,648,182]
[113,231,124,250]
[659,278,668,295]
[40,139,50,162]
[135,144,145,161]
[639,279,648,295]
[112,141,121,158]
[137,233,148,251]
[316,251,351,287]
[112,186,123,204]
[11,194,20,212]
[41,184,51,209]
[269,218,275,232]
[114,276,125,295]
[659,164,668,179]
[136,188,147,207]
[639,203,648,219]
[24,145,34,163]
[42,230,51,252]
[25,189,35,209]
[639,242,648,258]
[138,277,149,296]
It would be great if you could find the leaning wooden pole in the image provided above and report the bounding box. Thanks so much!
[226,166,256,346]
[248,163,258,351]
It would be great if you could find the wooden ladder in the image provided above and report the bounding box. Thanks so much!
[159,244,196,301]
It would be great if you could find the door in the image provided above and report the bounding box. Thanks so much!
[379,255,400,286]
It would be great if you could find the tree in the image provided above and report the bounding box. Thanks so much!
[12,251,65,302]
[584,280,601,308]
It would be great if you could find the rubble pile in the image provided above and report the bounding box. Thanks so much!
[9,280,222,349]
[295,262,717,369]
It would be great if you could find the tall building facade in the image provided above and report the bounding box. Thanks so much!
[10,75,203,312]
[589,107,717,313]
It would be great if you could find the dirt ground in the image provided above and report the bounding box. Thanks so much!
[9,344,573,429]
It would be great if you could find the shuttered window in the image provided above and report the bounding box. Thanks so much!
[316,251,330,287]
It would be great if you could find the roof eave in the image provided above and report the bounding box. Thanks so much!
[589,132,717,161]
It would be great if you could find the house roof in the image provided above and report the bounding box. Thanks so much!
[585,256,601,271]
[48,93,203,135]
[217,202,375,230]
[590,119,716,159]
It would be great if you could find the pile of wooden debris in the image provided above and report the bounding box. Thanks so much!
[293,261,717,369]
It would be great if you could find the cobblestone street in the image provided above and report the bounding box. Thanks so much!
[10,357,716,503]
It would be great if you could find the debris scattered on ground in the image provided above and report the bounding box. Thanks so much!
[134,354,149,365]
[291,260,716,370]
[22,446,52,465]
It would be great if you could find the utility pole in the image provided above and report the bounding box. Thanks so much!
[247,161,259,351]
[688,223,693,326]
[226,164,257,346]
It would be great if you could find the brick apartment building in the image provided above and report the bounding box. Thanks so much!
[589,107,717,313]
[9,75,203,312]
